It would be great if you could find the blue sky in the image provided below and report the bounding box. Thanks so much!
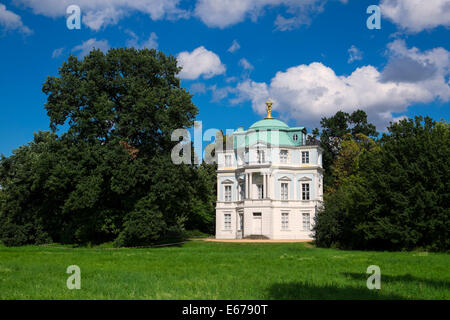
[0,0,449,156]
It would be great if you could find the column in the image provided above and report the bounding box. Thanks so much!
[217,177,220,200]
[249,172,252,199]
[263,173,267,199]
[265,174,268,198]
[245,173,249,199]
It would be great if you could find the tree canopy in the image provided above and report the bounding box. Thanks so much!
[312,109,378,187]
[0,48,216,247]
[314,115,449,251]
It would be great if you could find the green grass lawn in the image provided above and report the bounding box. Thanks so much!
[0,241,448,300]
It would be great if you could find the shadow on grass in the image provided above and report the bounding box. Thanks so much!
[38,240,187,250]
[342,272,450,292]
[267,282,404,300]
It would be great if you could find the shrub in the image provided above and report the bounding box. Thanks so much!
[114,196,166,247]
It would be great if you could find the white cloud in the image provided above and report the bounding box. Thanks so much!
[190,82,236,101]
[72,38,110,58]
[234,41,450,129]
[347,45,362,63]
[142,32,159,49]
[227,39,240,53]
[190,82,207,94]
[231,79,269,106]
[14,0,343,31]
[194,0,256,29]
[51,47,65,58]
[274,0,327,31]
[209,84,236,102]
[14,0,188,30]
[177,46,226,80]
[381,39,449,83]
[392,115,408,123]
[126,31,158,49]
[387,39,450,74]
[226,76,238,83]
[239,58,254,70]
[194,0,330,30]
[0,3,32,34]
[380,0,450,33]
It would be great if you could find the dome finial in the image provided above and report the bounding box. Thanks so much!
[265,98,274,119]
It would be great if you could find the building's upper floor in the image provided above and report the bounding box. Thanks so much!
[217,99,322,171]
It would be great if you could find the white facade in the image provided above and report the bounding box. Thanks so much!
[215,109,323,240]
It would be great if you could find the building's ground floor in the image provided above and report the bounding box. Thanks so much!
[215,202,319,240]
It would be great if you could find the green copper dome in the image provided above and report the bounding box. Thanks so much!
[249,118,290,130]
[233,99,306,149]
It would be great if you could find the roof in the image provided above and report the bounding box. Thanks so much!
[233,119,306,149]
[232,99,307,149]
[249,118,290,130]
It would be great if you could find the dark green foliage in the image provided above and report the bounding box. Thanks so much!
[185,161,217,234]
[0,48,216,247]
[315,116,450,251]
[114,195,167,247]
[0,221,28,247]
[313,110,378,187]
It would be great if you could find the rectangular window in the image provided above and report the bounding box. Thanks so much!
[224,213,231,230]
[225,155,232,166]
[281,183,288,200]
[257,184,264,199]
[302,151,310,164]
[280,150,288,163]
[281,212,289,230]
[225,185,232,202]
[302,183,310,200]
[238,214,243,231]
[302,213,310,231]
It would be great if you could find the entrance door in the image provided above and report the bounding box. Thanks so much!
[252,212,262,235]
[237,213,244,239]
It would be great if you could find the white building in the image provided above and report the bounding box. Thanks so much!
[215,99,323,240]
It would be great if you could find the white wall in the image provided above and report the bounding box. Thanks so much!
[271,207,315,240]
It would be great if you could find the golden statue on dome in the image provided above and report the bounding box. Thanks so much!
[265,98,274,119]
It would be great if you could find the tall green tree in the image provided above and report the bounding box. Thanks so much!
[0,48,216,246]
[313,110,377,187]
[314,116,450,251]
[43,48,197,151]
